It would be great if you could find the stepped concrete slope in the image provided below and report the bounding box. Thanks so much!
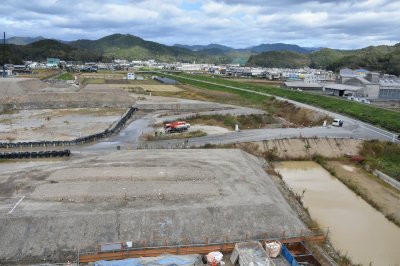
[0,149,305,263]
[0,78,48,97]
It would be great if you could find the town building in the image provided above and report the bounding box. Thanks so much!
[46,58,60,68]
[379,79,400,99]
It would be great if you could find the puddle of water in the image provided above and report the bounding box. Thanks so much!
[275,161,400,266]
[341,164,354,172]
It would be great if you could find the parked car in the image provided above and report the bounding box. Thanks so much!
[359,98,371,104]
[332,118,344,127]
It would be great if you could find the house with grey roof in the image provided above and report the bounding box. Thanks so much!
[340,72,380,98]
[283,81,322,91]
[379,79,400,99]
[323,83,363,97]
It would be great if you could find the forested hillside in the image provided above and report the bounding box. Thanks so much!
[248,44,400,75]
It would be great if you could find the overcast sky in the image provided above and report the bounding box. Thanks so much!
[1,0,399,49]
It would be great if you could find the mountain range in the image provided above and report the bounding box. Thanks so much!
[5,36,46,45]
[2,34,399,75]
[7,35,320,55]
[174,43,320,54]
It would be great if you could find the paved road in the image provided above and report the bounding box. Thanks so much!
[143,126,356,148]
[162,73,399,143]
[66,75,399,153]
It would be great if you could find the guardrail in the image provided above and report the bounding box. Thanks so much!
[0,107,137,149]
[373,169,400,191]
[78,228,328,263]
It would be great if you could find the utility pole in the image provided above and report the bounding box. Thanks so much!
[2,32,5,78]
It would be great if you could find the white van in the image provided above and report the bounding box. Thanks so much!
[332,119,344,127]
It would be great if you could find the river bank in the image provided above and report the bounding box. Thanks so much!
[274,161,400,266]
[322,160,400,226]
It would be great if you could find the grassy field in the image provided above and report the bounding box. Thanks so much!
[17,69,61,80]
[144,130,207,140]
[56,72,75,80]
[152,77,330,127]
[161,72,400,133]
[150,83,329,127]
[360,140,400,181]
[184,114,276,130]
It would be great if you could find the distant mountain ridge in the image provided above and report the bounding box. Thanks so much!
[247,44,400,75]
[174,43,234,52]
[2,33,398,75]
[5,36,45,45]
[248,43,320,54]
[174,43,321,54]
[68,33,197,62]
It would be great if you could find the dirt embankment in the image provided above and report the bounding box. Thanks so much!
[0,78,48,98]
[325,161,400,226]
[249,138,362,159]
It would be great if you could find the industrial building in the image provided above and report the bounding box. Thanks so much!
[323,83,363,97]
[46,58,60,68]
[283,81,322,91]
[379,79,400,99]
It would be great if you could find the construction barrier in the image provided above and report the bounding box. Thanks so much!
[281,245,300,266]
[0,150,71,159]
[79,228,328,263]
[0,107,137,149]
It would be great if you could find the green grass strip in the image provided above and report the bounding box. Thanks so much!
[163,72,400,133]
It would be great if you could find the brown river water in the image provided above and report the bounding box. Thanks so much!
[275,161,400,266]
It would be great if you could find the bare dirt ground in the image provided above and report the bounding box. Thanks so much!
[251,138,362,159]
[0,108,125,141]
[190,125,231,135]
[0,78,137,109]
[83,84,183,93]
[0,149,305,263]
[131,84,183,92]
[80,73,126,79]
[150,125,230,139]
[0,78,48,98]
[325,161,400,225]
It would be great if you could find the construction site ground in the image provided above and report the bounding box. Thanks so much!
[0,76,368,265]
[0,149,305,263]
[0,108,126,142]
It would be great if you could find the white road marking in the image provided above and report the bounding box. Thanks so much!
[358,124,392,139]
[8,196,25,214]
[167,73,399,142]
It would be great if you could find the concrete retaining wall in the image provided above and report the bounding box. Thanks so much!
[253,138,362,159]
[135,102,225,111]
[373,169,400,191]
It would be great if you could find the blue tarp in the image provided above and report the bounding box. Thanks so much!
[281,245,300,266]
[95,254,200,266]
[95,258,141,266]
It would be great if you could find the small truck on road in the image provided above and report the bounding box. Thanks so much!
[164,121,191,133]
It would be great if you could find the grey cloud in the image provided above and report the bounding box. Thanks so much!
[0,0,398,49]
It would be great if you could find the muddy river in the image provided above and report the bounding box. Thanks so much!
[275,161,400,266]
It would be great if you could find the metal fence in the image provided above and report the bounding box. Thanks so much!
[0,107,137,149]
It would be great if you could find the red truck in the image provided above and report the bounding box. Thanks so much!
[164,121,191,133]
